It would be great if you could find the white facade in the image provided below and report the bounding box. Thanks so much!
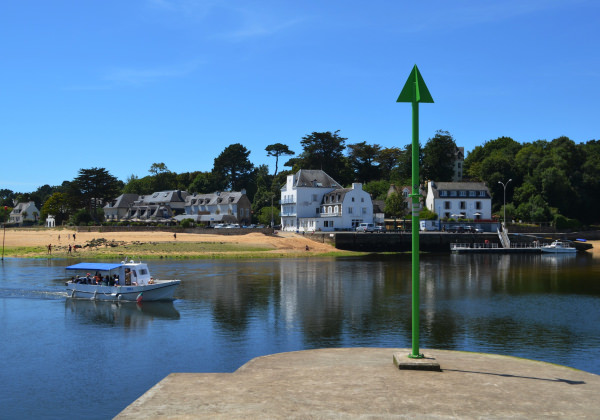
[425,181,492,220]
[281,170,374,232]
[180,190,251,225]
[9,201,39,225]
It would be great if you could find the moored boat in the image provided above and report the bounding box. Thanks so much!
[540,240,577,254]
[65,260,180,302]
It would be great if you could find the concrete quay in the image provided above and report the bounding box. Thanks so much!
[116,348,600,419]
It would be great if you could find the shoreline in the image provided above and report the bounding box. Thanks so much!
[0,227,349,259]
[1,227,597,259]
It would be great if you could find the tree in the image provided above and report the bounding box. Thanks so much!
[212,143,255,191]
[347,141,381,183]
[422,130,457,182]
[384,192,407,219]
[72,168,122,221]
[375,147,402,181]
[149,162,169,176]
[265,143,294,177]
[295,131,352,185]
[396,142,422,181]
[0,189,15,207]
[189,171,219,194]
[41,192,73,225]
[123,174,155,195]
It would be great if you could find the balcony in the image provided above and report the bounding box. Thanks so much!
[281,197,296,204]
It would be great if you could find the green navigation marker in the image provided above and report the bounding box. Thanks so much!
[397,65,433,359]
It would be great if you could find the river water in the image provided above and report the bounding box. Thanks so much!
[1,253,599,419]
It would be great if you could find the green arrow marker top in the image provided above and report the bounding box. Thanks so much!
[397,65,434,103]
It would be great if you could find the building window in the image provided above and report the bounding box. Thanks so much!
[479,191,486,197]
[348,207,353,214]
[440,190,448,197]
[316,208,320,214]
[460,201,466,210]
[450,191,457,197]
[459,191,466,197]
[469,191,476,197]
[352,197,355,202]
[476,201,482,210]
[361,197,365,202]
[444,201,451,210]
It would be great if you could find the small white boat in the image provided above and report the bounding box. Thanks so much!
[540,241,577,254]
[66,260,180,302]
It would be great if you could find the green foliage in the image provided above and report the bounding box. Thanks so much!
[384,192,406,218]
[265,143,294,177]
[347,141,381,183]
[256,206,279,226]
[41,192,73,225]
[70,208,93,226]
[363,180,390,200]
[72,167,122,220]
[0,205,11,222]
[553,214,581,230]
[212,143,255,191]
[420,207,437,220]
[180,218,194,228]
[295,131,353,185]
[422,130,458,182]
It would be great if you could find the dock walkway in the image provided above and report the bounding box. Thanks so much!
[116,348,600,419]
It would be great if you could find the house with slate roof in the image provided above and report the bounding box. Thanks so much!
[9,201,39,225]
[103,190,188,223]
[177,190,251,226]
[280,169,374,232]
[425,181,492,221]
[103,194,139,222]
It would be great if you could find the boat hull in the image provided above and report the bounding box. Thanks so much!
[66,280,180,302]
[540,248,576,254]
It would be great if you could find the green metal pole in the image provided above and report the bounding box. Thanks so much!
[409,101,423,359]
[397,65,433,360]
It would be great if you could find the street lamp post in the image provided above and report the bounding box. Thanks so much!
[498,179,512,228]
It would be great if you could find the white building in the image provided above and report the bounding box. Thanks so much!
[425,181,491,221]
[178,190,251,226]
[280,169,374,232]
[9,201,39,225]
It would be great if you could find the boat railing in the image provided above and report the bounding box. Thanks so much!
[451,242,499,250]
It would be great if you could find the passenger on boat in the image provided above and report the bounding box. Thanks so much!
[86,273,92,284]
[103,275,109,286]
[125,269,131,285]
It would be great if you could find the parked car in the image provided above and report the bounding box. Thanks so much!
[213,224,226,229]
[373,225,386,233]
[356,223,375,232]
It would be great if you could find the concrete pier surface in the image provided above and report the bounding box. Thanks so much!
[116,348,600,419]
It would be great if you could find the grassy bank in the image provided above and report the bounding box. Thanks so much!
[1,241,362,259]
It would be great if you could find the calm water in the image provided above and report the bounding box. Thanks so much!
[1,253,600,419]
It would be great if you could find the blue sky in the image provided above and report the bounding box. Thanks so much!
[1,0,599,193]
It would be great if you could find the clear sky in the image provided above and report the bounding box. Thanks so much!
[2,0,599,193]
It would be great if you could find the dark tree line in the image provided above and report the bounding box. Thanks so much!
[3,130,599,227]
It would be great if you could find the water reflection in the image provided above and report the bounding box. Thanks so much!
[64,299,180,329]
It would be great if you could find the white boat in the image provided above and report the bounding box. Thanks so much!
[540,240,577,254]
[65,260,180,302]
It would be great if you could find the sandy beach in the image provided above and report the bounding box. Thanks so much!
[0,228,339,258]
[1,227,597,259]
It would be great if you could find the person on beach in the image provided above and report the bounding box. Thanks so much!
[68,244,72,255]
[47,244,52,254]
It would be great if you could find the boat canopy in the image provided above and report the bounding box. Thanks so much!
[66,263,123,271]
